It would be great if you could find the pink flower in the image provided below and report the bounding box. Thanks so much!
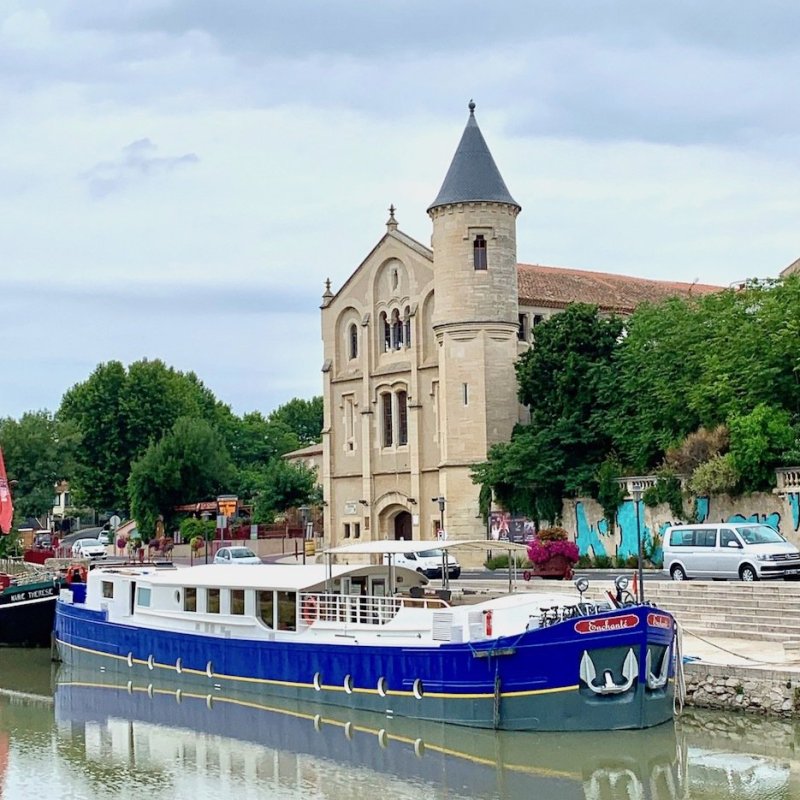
[527,538,579,565]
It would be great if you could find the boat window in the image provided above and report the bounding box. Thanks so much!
[277,591,297,631]
[230,589,245,615]
[184,587,197,612]
[102,581,114,599]
[207,588,220,614]
[137,587,151,607]
[258,590,274,628]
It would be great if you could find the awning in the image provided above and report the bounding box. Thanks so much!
[325,538,529,556]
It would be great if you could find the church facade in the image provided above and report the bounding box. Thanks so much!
[317,104,718,549]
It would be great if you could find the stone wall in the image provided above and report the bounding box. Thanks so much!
[684,663,800,717]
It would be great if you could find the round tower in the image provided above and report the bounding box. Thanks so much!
[427,102,522,541]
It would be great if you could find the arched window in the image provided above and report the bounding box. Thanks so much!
[391,309,403,350]
[380,312,390,352]
[473,234,487,270]
[349,323,358,359]
[403,306,411,347]
[397,390,408,446]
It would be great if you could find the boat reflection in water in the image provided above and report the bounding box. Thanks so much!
[52,664,686,800]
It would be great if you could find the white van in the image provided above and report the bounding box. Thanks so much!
[383,548,461,579]
[662,523,800,582]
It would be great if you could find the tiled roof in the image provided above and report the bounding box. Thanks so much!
[517,263,722,313]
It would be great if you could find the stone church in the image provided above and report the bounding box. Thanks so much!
[315,103,718,549]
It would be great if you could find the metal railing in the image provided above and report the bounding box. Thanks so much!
[298,593,451,627]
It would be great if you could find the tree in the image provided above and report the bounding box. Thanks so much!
[0,411,78,524]
[267,397,323,446]
[474,304,622,523]
[128,417,235,540]
[60,359,232,512]
[252,459,319,523]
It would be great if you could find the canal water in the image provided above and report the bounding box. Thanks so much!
[0,649,797,800]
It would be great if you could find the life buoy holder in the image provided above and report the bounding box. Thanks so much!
[66,564,88,584]
[301,595,318,624]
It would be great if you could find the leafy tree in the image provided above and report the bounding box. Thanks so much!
[0,411,78,524]
[252,459,319,523]
[474,304,621,522]
[268,397,323,446]
[60,359,232,512]
[728,404,797,491]
[128,417,235,540]
[687,454,740,496]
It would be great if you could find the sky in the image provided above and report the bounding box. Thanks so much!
[2,1,799,420]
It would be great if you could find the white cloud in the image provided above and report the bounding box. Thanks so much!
[1,1,799,418]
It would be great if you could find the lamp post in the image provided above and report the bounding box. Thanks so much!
[631,483,645,604]
[299,505,309,565]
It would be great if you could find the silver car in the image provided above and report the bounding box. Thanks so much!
[663,523,800,581]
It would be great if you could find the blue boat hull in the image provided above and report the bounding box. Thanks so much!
[55,601,675,731]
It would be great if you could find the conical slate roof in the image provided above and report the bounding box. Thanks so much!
[428,102,519,213]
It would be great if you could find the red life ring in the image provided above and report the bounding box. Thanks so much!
[301,595,318,624]
[66,564,88,584]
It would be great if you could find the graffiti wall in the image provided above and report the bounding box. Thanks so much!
[571,491,800,563]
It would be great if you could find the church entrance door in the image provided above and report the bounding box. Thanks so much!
[394,511,412,540]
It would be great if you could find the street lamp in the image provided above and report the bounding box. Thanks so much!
[431,496,446,539]
[631,482,645,604]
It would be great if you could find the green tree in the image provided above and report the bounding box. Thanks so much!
[267,397,323,446]
[60,359,232,512]
[0,411,78,524]
[128,417,235,540]
[252,459,319,523]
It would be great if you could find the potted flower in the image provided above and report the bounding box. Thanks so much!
[527,526,579,580]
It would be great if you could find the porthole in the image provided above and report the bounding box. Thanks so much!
[377,729,388,749]
[146,683,154,698]
[126,652,133,668]
[206,694,214,710]
[174,590,180,603]
[126,680,133,695]
[175,657,182,674]
[377,677,388,697]
[206,661,213,678]
[414,738,425,758]
[147,654,154,670]
[344,721,353,740]
[313,672,322,691]
[344,674,353,694]
[313,714,322,732]
[175,689,182,704]
[412,679,424,700]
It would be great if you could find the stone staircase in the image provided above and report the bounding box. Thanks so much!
[501,578,800,643]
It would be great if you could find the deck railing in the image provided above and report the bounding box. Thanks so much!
[298,592,450,627]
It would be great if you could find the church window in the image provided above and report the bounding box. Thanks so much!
[463,383,469,406]
[349,323,358,359]
[344,523,351,539]
[381,312,391,352]
[392,268,399,290]
[403,306,411,347]
[353,522,361,539]
[381,393,393,447]
[473,235,487,270]
[397,390,408,445]
[518,314,529,341]
[391,309,403,349]
[344,395,356,451]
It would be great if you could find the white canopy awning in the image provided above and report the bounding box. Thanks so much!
[325,538,530,556]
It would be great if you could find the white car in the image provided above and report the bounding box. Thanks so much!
[71,538,107,559]
[213,546,262,565]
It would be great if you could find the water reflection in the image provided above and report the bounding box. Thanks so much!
[0,650,797,800]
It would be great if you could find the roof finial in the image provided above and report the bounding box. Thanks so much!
[468,99,475,114]
[386,203,398,231]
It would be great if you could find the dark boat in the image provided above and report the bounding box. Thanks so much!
[0,570,62,646]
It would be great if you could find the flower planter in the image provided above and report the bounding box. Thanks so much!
[530,554,575,580]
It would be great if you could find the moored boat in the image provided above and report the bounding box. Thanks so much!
[0,568,63,647]
[54,540,678,731]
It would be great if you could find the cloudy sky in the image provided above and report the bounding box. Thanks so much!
[2,1,799,420]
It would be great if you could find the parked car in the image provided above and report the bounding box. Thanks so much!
[71,538,108,559]
[662,522,800,581]
[213,546,262,565]
[382,548,461,579]
[97,531,112,545]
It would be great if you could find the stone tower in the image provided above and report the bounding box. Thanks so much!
[427,101,521,540]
